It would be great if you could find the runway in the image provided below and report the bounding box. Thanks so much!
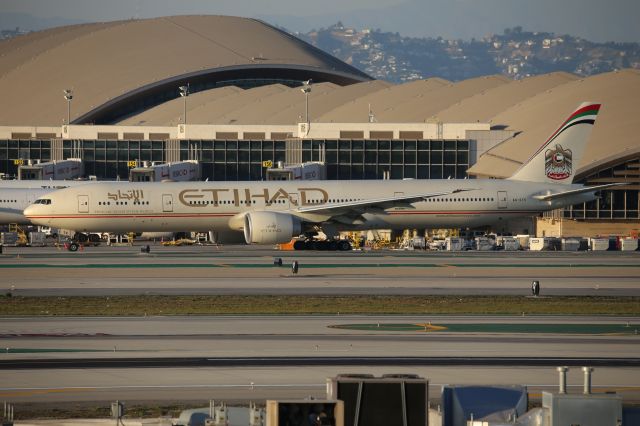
[2,245,639,406]
[2,245,639,296]
[2,314,639,403]
[4,366,638,404]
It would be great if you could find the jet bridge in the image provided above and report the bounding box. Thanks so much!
[129,160,201,182]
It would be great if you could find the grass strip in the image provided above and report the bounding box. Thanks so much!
[1,295,638,316]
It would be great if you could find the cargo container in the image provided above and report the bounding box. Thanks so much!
[28,231,47,246]
[561,237,582,251]
[1,232,18,246]
[411,236,426,249]
[445,237,464,251]
[497,236,520,251]
[620,238,639,251]
[529,237,560,251]
[475,236,495,251]
[516,234,530,250]
[589,238,610,251]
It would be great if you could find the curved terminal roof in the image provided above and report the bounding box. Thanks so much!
[434,72,579,124]
[213,82,341,125]
[0,15,371,126]
[121,86,243,126]
[122,79,392,126]
[315,78,450,123]
[178,84,291,125]
[467,69,640,179]
[375,75,511,123]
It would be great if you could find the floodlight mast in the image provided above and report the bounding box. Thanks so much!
[301,79,312,125]
[179,84,189,125]
[63,89,73,124]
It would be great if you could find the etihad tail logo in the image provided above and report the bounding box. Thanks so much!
[545,144,572,180]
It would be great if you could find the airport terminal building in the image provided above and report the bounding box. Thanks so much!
[0,15,638,237]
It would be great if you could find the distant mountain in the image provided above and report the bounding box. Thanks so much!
[294,24,640,82]
[259,0,640,44]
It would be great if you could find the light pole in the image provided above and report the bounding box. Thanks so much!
[300,79,312,124]
[63,89,73,124]
[179,84,189,125]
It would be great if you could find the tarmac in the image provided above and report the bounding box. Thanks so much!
[2,244,639,296]
[1,244,639,407]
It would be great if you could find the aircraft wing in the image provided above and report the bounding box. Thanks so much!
[296,188,476,216]
[532,183,624,201]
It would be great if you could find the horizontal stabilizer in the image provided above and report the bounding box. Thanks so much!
[532,183,624,201]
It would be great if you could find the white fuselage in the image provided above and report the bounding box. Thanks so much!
[0,188,52,224]
[24,179,595,239]
[0,180,115,225]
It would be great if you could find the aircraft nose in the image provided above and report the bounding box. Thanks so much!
[23,204,38,218]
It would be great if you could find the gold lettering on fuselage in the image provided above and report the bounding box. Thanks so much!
[177,187,330,208]
[299,187,329,204]
[179,189,205,207]
[269,188,296,205]
[233,189,240,207]
[250,188,270,205]
[201,188,229,206]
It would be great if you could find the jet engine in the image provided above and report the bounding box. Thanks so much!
[243,211,302,244]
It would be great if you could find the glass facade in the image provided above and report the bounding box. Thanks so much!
[0,138,470,181]
[562,157,640,220]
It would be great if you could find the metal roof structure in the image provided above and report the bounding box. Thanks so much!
[0,15,371,126]
[315,78,450,123]
[373,75,511,123]
[121,80,392,126]
[467,69,640,179]
[433,72,579,124]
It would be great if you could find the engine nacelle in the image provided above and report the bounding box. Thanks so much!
[243,211,302,244]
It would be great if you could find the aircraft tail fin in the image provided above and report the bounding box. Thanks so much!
[508,102,601,184]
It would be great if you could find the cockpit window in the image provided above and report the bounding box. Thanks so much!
[35,199,52,205]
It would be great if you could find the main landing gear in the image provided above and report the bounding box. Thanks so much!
[65,232,102,251]
[292,239,352,251]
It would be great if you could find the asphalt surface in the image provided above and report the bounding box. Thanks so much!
[1,245,639,405]
[2,314,640,402]
[2,244,639,296]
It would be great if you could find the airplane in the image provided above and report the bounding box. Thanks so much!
[0,180,100,225]
[24,103,620,251]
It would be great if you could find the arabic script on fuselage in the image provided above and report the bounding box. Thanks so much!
[107,189,145,202]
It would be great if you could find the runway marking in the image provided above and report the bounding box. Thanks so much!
[0,383,325,397]
[0,388,92,397]
[1,384,637,396]
[1,263,638,269]
[329,323,640,334]
[0,348,119,353]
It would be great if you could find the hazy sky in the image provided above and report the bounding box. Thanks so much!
[2,0,639,42]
